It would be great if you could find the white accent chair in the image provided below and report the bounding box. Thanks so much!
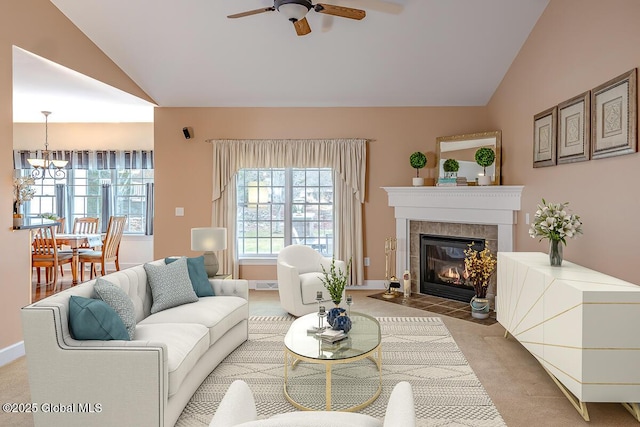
[209,380,416,427]
[276,244,346,317]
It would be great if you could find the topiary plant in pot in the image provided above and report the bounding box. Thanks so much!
[475,147,495,185]
[409,152,427,186]
[442,158,460,178]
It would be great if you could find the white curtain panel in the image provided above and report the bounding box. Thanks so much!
[208,139,367,285]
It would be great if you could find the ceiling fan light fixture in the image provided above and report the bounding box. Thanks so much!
[276,1,311,22]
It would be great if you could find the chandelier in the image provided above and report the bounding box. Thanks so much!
[27,111,68,180]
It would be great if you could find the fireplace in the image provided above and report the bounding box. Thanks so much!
[383,186,523,304]
[420,234,484,303]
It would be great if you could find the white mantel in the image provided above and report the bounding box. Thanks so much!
[382,186,524,274]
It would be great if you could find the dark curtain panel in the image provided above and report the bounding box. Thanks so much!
[101,183,112,233]
[145,182,154,235]
[54,183,66,232]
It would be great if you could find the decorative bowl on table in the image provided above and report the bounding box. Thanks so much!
[327,307,346,327]
[332,314,352,333]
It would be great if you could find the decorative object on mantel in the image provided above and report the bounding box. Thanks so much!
[409,151,427,186]
[383,237,400,298]
[464,244,497,319]
[436,130,502,186]
[474,147,495,186]
[320,256,351,306]
[442,159,459,178]
[438,159,468,186]
[529,199,583,266]
[13,176,36,227]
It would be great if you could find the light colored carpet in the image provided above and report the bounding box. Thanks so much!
[176,316,506,427]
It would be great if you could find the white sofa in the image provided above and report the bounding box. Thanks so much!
[276,244,346,316]
[209,380,416,427]
[21,259,249,427]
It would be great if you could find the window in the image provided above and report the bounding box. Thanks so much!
[236,168,334,257]
[20,168,154,234]
[14,149,154,235]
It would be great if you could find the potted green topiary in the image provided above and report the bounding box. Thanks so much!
[442,158,460,178]
[409,152,427,186]
[475,147,495,186]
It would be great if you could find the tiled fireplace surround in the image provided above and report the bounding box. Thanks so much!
[383,186,524,300]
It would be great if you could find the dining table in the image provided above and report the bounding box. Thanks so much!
[56,233,103,285]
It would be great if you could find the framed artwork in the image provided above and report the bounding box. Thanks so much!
[533,106,557,168]
[591,68,637,159]
[557,91,590,164]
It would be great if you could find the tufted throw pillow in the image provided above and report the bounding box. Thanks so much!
[165,256,214,297]
[94,278,137,339]
[144,257,199,314]
[68,295,129,341]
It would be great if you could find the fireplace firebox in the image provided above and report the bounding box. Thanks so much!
[420,234,485,303]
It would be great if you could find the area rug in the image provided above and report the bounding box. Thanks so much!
[176,316,505,427]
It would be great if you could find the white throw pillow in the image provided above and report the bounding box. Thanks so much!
[144,257,198,314]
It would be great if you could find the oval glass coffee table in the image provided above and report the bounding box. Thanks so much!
[283,311,382,411]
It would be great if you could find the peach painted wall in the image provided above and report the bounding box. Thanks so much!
[0,0,152,352]
[154,107,490,281]
[487,0,640,283]
[13,123,154,150]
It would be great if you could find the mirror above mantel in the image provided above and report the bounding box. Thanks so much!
[436,130,502,185]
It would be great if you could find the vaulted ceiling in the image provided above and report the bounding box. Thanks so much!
[14,0,550,121]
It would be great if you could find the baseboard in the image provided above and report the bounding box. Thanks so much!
[350,280,386,290]
[0,341,25,368]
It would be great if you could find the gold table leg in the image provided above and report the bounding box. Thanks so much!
[622,402,640,422]
[325,363,332,411]
[542,366,589,421]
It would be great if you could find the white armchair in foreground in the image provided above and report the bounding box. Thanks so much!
[276,244,346,317]
[209,380,416,427]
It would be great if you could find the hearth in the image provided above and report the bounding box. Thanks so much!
[420,234,484,303]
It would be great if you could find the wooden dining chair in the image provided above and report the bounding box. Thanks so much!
[79,216,126,281]
[32,225,73,290]
[72,217,100,251]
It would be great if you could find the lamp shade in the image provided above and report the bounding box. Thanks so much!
[191,227,227,252]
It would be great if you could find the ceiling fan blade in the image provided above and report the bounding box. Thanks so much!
[294,17,312,36]
[227,7,275,19]
[314,3,366,20]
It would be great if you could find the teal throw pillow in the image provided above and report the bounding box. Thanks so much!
[94,278,137,339]
[165,256,214,297]
[144,257,199,314]
[68,295,129,341]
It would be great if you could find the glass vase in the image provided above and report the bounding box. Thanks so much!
[549,239,563,266]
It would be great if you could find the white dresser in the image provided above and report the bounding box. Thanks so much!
[496,252,640,421]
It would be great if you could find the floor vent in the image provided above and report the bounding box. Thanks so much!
[255,281,278,290]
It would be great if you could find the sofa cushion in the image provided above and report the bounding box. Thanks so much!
[94,277,137,339]
[68,295,130,341]
[165,256,214,297]
[144,257,199,314]
[299,272,325,304]
[139,296,248,345]
[134,323,210,397]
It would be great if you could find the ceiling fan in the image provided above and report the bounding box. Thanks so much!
[228,0,366,36]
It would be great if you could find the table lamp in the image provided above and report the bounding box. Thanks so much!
[191,227,227,277]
